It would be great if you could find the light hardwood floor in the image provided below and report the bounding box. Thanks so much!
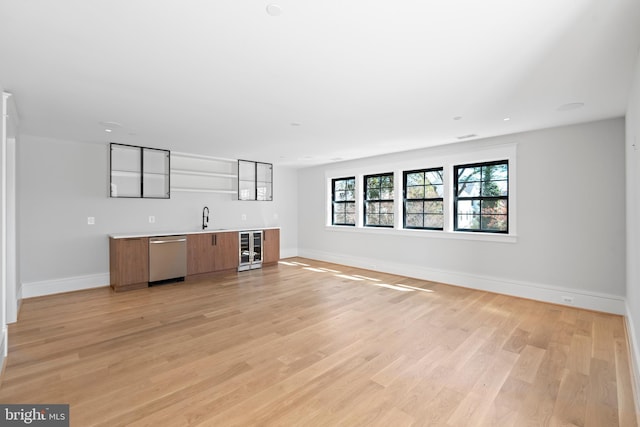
[1,258,638,426]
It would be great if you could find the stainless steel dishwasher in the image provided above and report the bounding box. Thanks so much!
[148,235,187,283]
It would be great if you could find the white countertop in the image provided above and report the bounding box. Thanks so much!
[109,226,280,239]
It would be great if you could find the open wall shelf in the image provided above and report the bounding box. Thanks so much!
[170,151,238,195]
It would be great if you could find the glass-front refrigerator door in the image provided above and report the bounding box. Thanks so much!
[239,232,251,270]
[252,231,263,265]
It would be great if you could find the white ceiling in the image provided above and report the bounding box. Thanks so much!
[1,0,640,167]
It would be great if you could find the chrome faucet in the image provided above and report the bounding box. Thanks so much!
[202,206,209,230]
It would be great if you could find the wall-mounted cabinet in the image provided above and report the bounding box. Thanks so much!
[110,143,170,198]
[238,160,273,201]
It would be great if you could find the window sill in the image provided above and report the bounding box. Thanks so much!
[325,225,517,243]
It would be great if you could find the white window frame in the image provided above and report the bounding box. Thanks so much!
[325,142,517,243]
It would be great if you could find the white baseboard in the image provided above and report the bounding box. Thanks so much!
[1,325,7,367]
[22,273,110,298]
[280,248,299,259]
[298,249,626,315]
[625,303,640,413]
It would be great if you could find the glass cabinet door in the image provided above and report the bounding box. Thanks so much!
[110,144,142,197]
[238,160,256,201]
[110,143,170,198]
[238,159,272,201]
[142,148,170,198]
[256,163,273,201]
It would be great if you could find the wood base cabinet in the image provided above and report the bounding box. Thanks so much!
[263,229,280,265]
[187,232,239,276]
[109,237,149,292]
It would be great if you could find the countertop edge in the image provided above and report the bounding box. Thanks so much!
[109,227,280,239]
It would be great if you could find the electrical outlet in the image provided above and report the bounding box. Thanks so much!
[148,216,155,224]
[87,217,95,225]
[561,296,574,304]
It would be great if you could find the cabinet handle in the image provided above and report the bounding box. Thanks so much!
[150,239,186,244]
[211,234,214,246]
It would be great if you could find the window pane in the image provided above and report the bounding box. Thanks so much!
[425,214,444,229]
[485,163,508,180]
[379,214,394,226]
[458,182,481,197]
[407,186,424,199]
[425,184,443,198]
[381,175,393,187]
[345,213,356,224]
[366,189,380,199]
[425,170,443,184]
[380,188,393,199]
[379,202,393,214]
[345,190,355,201]
[481,180,507,196]
[345,202,356,213]
[406,201,423,214]
[481,215,507,231]
[458,166,481,183]
[367,176,380,188]
[425,201,443,214]
[366,201,379,213]
[334,203,346,214]
[333,213,345,224]
[334,180,346,191]
[457,214,480,230]
[481,199,507,215]
[406,173,424,186]
[458,199,480,214]
[406,214,423,227]
[366,214,379,225]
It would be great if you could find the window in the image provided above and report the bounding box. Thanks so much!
[404,168,444,230]
[454,160,508,233]
[332,177,356,226]
[364,173,394,227]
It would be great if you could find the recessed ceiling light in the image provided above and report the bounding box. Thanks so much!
[456,134,478,140]
[503,117,511,121]
[266,4,282,16]
[105,129,112,133]
[453,116,462,121]
[557,102,585,111]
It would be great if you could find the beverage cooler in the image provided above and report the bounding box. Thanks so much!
[238,230,263,271]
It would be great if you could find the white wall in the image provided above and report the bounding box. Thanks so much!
[626,50,640,403]
[17,135,298,296]
[298,118,626,313]
[1,89,6,366]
